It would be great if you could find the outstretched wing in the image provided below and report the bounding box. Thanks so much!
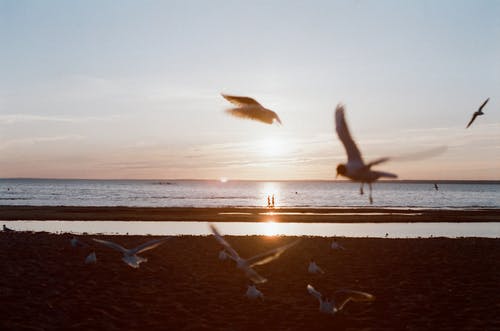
[247,239,301,267]
[209,223,241,260]
[335,104,364,166]
[365,157,390,168]
[132,237,171,255]
[307,284,322,301]
[334,289,375,311]
[222,94,262,107]
[93,238,128,254]
[478,97,489,112]
[466,113,479,128]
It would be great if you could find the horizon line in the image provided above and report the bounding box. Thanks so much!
[1,177,499,184]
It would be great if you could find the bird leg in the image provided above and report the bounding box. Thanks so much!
[360,183,364,195]
[369,183,373,204]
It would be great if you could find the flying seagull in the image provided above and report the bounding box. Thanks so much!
[307,284,375,315]
[335,104,397,204]
[93,237,171,268]
[222,94,282,125]
[466,98,489,128]
[209,223,299,283]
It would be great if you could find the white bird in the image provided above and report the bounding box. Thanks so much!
[330,239,345,250]
[466,97,489,128]
[85,251,97,264]
[209,223,300,283]
[222,94,282,125]
[308,259,325,274]
[335,104,397,204]
[245,284,264,300]
[70,237,89,248]
[93,237,171,268]
[307,284,375,315]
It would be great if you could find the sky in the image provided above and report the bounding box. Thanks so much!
[1,0,499,180]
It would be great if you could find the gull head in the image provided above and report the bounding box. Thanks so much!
[336,164,347,178]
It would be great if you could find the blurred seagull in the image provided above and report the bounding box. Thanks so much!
[93,237,171,268]
[222,94,282,125]
[335,104,397,204]
[246,284,264,300]
[308,259,325,274]
[209,223,300,283]
[331,238,345,250]
[307,284,375,315]
[466,97,489,128]
[85,251,97,264]
[70,237,89,248]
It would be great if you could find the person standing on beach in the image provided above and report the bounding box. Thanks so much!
[267,195,271,207]
[271,194,275,207]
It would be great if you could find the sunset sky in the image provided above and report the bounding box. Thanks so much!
[1,0,499,180]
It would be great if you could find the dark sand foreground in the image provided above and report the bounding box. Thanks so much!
[1,205,499,222]
[0,232,499,331]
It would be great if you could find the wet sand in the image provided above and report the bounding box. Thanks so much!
[1,205,499,222]
[0,232,498,331]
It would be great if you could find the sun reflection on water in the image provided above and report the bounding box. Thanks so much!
[262,220,278,236]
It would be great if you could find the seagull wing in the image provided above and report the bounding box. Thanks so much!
[478,97,490,112]
[225,107,275,125]
[334,289,375,311]
[131,237,171,255]
[365,157,390,168]
[209,224,241,260]
[466,113,479,128]
[246,239,301,267]
[335,104,364,166]
[93,239,128,254]
[307,284,322,301]
[221,94,262,107]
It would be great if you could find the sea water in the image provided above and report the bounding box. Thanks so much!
[0,179,498,208]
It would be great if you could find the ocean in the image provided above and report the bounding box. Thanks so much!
[0,179,498,209]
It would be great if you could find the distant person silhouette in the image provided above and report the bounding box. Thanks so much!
[271,194,275,207]
[434,183,439,191]
[267,195,271,208]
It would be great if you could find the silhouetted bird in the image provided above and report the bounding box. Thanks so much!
[222,94,282,125]
[335,104,397,204]
[2,224,13,232]
[466,98,489,128]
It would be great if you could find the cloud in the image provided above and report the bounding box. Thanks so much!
[0,114,120,125]
[0,135,84,150]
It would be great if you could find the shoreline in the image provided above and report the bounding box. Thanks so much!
[1,205,499,223]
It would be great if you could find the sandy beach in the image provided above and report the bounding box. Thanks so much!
[1,205,499,223]
[0,231,498,331]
